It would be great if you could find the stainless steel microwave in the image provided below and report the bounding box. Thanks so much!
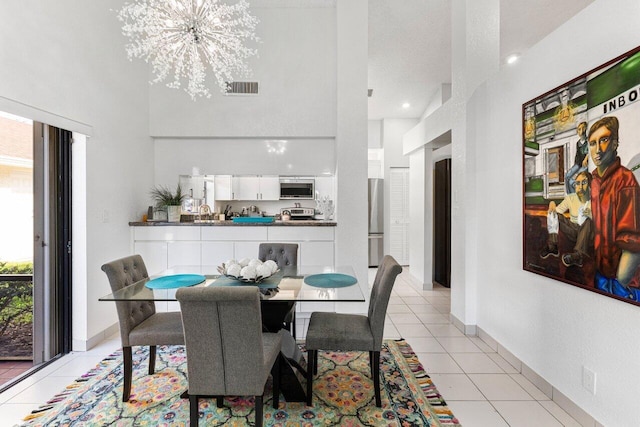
[280,178,315,199]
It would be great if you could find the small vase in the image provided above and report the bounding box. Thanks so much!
[167,205,181,223]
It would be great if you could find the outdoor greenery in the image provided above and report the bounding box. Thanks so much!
[0,261,33,338]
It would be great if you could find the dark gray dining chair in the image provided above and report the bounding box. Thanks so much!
[176,286,282,427]
[258,242,298,268]
[305,255,402,407]
[101,255,184,402]
[258,242,299,335]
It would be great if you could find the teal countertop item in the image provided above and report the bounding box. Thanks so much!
[232,217,276,223]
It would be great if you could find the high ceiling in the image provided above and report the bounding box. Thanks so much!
[367,0,595,121]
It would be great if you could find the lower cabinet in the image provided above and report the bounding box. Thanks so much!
[201,241,234,267]
[132,225,336,321]
[133,241,167,277]
[168,241,201,267]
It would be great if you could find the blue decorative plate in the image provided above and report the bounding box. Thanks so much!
[145,274,206,289]
[304,273,357,288]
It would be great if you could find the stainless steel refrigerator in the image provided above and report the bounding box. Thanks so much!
[368,178,384,267]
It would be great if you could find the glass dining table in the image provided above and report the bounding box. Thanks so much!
[99,264,365,402]
[99,264,365,304]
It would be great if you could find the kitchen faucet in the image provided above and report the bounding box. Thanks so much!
[198,204,212,221]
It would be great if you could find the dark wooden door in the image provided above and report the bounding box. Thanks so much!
[434,159,451,287]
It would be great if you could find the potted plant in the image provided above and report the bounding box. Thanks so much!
[150,184,185,222]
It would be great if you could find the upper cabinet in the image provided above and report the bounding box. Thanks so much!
[182,174,331,202]
[231,176,259,200]
[218,175,280,201]
[214,175,233,200]
[257,176,280,200]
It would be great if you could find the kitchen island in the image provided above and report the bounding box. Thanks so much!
[130,220,338,337]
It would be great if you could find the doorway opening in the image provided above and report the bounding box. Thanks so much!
[433,158,451,287]
[0,112,72,391]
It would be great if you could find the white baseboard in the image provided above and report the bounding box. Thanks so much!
[449,314,599,425]
[72,323,119,352]
[474,326,599,426]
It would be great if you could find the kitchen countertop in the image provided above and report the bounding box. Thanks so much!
[129,220,337,226]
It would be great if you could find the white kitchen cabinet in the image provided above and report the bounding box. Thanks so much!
[168,241,201,267]
[232,175,279,200]
[232,176,259,200]
[132,224,337,318]
[214,175,233,200]
[134,227,201,272]
[179,175,206,200]
[202,226,268,241]
[133,241,167,276]
[268,226,334,242]
[259,176,280,200]
[201,241,234,266]
[268,227,334,266]
[234,241,262,260]
[201,227,266,263]
[300,241,334,266]
[134,225,200,241]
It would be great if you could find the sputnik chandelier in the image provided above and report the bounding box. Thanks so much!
[117,0,259,100]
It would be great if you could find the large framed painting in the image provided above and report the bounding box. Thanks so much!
[523,45,640,307]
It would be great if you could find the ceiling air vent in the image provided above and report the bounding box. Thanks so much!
[368,88,373,97]
[225,81,259,95]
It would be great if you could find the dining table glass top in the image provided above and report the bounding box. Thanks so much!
[98,265,365,303]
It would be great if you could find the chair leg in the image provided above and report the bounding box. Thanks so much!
[291,311,296,338]
[272,353,281,409]
[314,350,318,375]
[255,395,263,427]
[189,394,199,426]
[306,349,315,406]
[148,345,157,375]
[369,351,375,377]
[122,346,132,402]
[371,351,381,407]
[216,396,224,408]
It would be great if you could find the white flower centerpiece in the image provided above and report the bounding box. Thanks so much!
[218,258,279,283]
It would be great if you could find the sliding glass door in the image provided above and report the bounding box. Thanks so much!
[33,122,72,363]
[0,113,72,391]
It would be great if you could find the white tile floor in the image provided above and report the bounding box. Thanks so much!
[0,267,582,426]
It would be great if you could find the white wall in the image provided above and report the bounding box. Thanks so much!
[433,144,452,163]
[470,0,640,424]
[0,0,152,348]
[154,138,336,185]
[334,0,368,313]
[368,120,382,148]
[148,3,337,138]
[409,147,432,288]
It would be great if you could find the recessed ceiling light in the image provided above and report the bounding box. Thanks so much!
[507,54,520,65]
[402,102,410,109]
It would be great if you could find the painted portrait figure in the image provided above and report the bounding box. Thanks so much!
[588,117,640,301]
[523,46,640,307]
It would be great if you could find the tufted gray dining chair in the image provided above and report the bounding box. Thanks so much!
[101,255,184,402]
[176,286,283,427]
[258,243,299,335]
[305,255,402,407]
[258,242,298,268]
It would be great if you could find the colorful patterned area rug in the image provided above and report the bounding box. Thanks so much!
[18,339,461,426]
